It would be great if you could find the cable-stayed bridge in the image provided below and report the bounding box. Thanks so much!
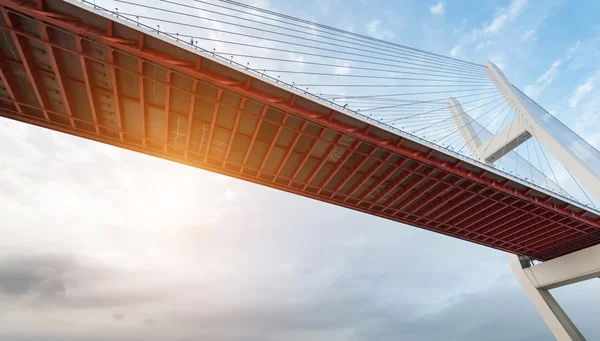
[0,1,599,339]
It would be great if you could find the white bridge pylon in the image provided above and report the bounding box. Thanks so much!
[450,62,600,200]
[449,62,600,341]
[448,97,531,165]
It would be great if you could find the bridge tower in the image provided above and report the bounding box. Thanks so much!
[449,62,600,341]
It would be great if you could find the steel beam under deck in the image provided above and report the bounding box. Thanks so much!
[0,0,600,265]
[450,63,600,340]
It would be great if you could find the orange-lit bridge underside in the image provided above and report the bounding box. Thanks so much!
[1,0,600,261]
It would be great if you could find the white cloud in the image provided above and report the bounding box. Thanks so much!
[366,19,394,40]
[333,61,352,75]
[451,0,531,59]
[367,19,381,36]
[569,78,595,108]
[524,41,585,99]
[483,0,527,34]
[450,44,461,57]
[483,13,508,34]
[509,0,528,16]
[489,52,507,70]
[452,17,468,35]
[429,2,444,16]
[224,187,238,200]
[566,41,582,59]
[522,28,537,41]
[315,0,332,14]
[474,40,495,52]
[524,60,562,98]
[483,0,528,34]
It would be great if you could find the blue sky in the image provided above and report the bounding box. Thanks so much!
[283,0,600,144]
[1,0,600,340]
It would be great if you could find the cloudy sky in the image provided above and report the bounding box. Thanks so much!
[2,0,600,340]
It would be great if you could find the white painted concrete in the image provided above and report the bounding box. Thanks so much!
[447,97,483,160]
[523,243,600,289]
[448,64,598,340]
[487,62,600,201]
[508,254,586,341]
[477,118,531,164]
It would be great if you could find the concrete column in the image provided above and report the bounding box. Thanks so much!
[508,254,586,341]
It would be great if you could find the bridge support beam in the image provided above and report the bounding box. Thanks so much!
[477,119,530,164]
[487,62,600,200]
[512,244,600,340]
[520,243,600,290]
[487,60,600,338]
[508,254,587,341]
[446,97,531,165]
[448,97,483,160]
[448,84,594,340]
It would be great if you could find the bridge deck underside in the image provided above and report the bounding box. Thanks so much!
[1,0,600,261]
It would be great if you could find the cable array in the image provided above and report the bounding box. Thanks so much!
[79,0,599,208]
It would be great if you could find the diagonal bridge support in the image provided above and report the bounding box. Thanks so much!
[448,96,531,165]
[486,62,600,200]
[449,62,600,341]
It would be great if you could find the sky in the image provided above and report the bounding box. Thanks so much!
[2,0,600,340]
